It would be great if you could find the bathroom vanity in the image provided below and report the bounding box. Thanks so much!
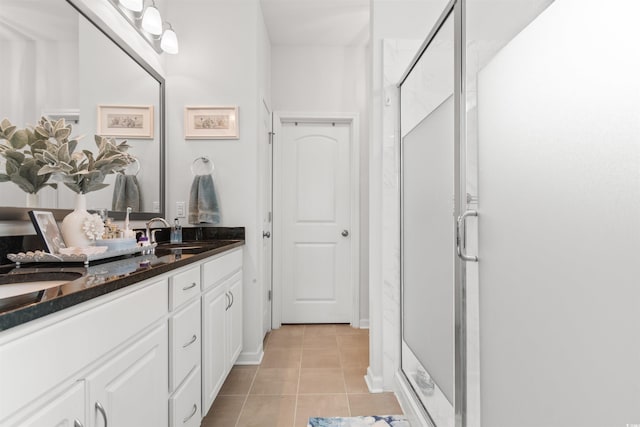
[0,234,244,427]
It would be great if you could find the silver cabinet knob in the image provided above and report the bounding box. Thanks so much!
[263,231,271,238]
[342,230,349,237]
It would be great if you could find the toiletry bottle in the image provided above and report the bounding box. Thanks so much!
[171,218,182,243]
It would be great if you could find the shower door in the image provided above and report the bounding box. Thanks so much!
[469,0,640,425]
[399,6,460,427]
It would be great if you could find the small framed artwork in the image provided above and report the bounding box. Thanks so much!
[184,106,239,140]
[97,105,154,139]
[28,210,67,254]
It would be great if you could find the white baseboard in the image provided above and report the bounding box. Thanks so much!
[394,371,434,427]
[359,318,370,329]
[235,349,264,365]
[365,366,384,393]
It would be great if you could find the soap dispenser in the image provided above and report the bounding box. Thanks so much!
[171,218,182,243]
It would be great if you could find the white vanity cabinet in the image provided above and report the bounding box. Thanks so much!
[0,244,244,427]
[0,277,168,426]
[87,323,168,427]
[168,264,203,427]
[3,381,86,427]
[201,248,243,415]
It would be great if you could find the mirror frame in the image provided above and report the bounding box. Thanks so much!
[0,0,165,222]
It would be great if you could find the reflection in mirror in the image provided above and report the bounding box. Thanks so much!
[0,0,163,220]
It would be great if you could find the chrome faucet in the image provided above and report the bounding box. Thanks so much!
[145,217,170,243]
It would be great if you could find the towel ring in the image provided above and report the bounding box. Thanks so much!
[123,158,140,176]
[191,156,214,176]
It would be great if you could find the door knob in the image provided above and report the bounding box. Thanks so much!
[341,230,349,237]
[263,231,271,238]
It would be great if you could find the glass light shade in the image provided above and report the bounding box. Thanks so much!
[119,0,143,12]
[141,5,163,35]
[161,29,179,54]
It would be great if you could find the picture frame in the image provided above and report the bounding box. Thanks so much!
[28,210,67,254]
[184,106,239,140]
[97,105,154,139]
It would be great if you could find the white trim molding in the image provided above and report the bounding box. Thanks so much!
[236,349,264,365]
[365,366,384,393]
[271,112,361,329]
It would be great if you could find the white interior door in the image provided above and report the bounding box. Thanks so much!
[261,101,273,337]
[474,1,640,425]
[279,119,352,323]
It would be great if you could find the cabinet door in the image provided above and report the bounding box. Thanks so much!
[227,273,243,367]
[5,381,85,427]
[201,285,228,415]
[87,323,168,427]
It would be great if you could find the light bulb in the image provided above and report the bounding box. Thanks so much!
[141,4,163,35]
[161,27,179,54]
[119,0,143,12]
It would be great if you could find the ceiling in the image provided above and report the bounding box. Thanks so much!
[260,0,370,47]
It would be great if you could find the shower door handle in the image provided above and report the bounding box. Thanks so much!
[456,210,478,262]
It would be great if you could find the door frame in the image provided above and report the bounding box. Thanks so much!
[261,98,273,339]
[272,112,360,329]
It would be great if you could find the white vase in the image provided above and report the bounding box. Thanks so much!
[26,193,39,208]
[61,193,92,247]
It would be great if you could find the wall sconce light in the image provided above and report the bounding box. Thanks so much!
[160,23,179,54]
[141,0,163,36]
[108,0,179,54]
[119,0,143,13]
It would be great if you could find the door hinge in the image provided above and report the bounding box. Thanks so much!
[267,290,272,301]
[268,211,272,222]
[268,131,274,144]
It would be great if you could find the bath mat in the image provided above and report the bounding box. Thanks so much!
[308,415,409,427]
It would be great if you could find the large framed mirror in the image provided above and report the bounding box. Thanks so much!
[0,0,165,222]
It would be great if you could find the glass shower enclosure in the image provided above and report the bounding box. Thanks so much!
[399,1,640,426]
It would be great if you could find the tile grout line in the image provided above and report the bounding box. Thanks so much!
[234,347,263,427]
[294,324,309,427]
[337,333,353,417]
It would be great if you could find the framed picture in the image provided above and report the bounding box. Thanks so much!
[184,106,239,139]
[97,105,154,139]
[28,210,67,254]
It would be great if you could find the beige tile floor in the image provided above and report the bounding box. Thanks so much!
[201,324,403,427]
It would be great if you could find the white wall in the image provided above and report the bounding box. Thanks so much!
[368,0,449,393]
[271,45,370,325]
[165,0,268,363]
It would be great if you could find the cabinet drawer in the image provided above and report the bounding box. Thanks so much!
[202,248,242,290]
[170,298,201,391]
[170,266,201,311]
[170,366,201,427]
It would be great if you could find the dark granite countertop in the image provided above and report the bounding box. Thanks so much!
[0,227,244,332]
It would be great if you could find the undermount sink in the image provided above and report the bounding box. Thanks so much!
[0,272,83,300]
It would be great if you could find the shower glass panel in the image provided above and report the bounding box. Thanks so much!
[470,0,640,425]
[400,11,455,427]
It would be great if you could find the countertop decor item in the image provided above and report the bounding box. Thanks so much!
[27,210,67,254]
[7,243,156,266]
[32,117,137,246]
[0,118,59,204]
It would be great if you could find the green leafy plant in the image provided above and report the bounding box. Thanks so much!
[0,118,58,194]
[34,117,136,194]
